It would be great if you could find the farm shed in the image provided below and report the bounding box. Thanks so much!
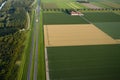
[70,11,84,16]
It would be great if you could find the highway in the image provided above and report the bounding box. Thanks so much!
[27,0,41,80]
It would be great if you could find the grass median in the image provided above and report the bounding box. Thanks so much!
[37,10,46,80]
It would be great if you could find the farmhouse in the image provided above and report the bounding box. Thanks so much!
[70,11,84,16]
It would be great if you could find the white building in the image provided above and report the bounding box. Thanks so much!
[70,11,84,16]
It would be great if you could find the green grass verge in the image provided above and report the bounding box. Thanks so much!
[47,44,120,80]
[16,10,35,80]
[30,43,36,80]
[18,10,35,80]
[16,30,30,80]
[43,13,89,24]
[37,10,46,80]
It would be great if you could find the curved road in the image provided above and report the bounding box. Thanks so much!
[0,1,6,10]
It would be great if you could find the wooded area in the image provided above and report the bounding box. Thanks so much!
[0,0,34,79]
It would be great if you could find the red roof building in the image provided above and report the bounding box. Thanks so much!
[70,11,84,16]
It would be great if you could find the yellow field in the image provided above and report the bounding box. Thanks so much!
[44,24,116,47]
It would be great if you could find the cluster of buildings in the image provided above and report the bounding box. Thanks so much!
[70,11,84,16]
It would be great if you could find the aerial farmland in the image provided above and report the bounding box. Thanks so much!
[41,0,120,80]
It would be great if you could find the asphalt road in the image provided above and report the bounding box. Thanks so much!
[33,5,40,80]
[27,0,41,80]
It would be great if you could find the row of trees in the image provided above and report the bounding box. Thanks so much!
[43,8,120,12]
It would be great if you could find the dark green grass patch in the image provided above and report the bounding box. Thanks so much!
[47,44,120,80]
[84,12,120,23]
[94,22,120,39]
[43,13,89,24]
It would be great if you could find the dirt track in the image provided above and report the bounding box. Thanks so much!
[44,24,116,47]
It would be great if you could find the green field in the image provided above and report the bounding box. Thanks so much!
[43,12,120,24]
[41,0,120,9]
[42,2,87,9]
[100,1,120,8]
[94,22,120,39]
[47,44,120,80]
[91,2,111,8]
[41,0,87,9]
[81,12,120,39]
[84,12,120,23]
[43,13,89,24]
[42,3,58,9]
[43,1,120,80]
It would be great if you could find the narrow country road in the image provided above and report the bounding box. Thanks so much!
[0,1,6,10]
[33,5,40,80]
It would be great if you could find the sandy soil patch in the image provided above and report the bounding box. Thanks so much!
[44,24,116,47]
[81,3,101,9]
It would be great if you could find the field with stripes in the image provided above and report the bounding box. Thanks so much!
[42,0,120,80]
[42,0,120,9]
[47,45,120,80]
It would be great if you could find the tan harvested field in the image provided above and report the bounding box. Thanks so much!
[44,24,116,47]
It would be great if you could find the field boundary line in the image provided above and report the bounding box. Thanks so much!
[81,16,92,24]
[45,25,50,46]
[45,48,50,80]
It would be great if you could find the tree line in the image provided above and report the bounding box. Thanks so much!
[43,8,120,12]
